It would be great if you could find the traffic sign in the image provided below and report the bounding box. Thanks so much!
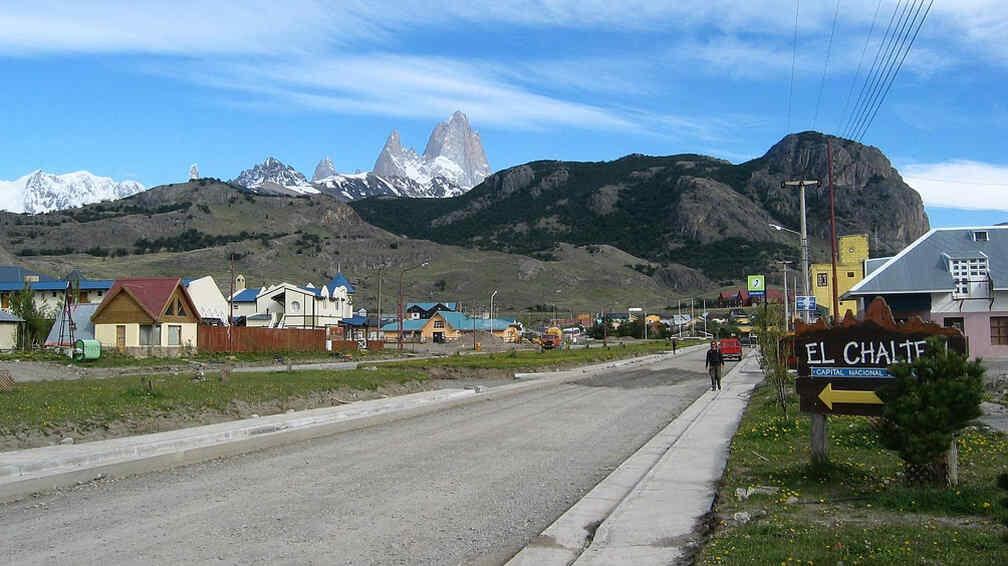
[747,274,765,298]
[794,297,967,416]
[795,295,816,312]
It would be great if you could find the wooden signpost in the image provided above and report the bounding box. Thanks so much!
[794,298,967,460]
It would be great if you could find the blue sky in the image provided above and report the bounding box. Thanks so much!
[0,1,1006,227]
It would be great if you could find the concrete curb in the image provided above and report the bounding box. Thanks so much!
[507,350,760,566]
[0,348,688,503]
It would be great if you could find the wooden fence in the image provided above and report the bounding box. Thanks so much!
[199,326,324,353]
[198,327,384,354]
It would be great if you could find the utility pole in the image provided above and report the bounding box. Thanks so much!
[376,266,383,343]
[781,179,819,322]
[397,260,429,352]
[827,138,840,321]
[228,251,236,353]
[776,260,793,331]
[602,306,608,347]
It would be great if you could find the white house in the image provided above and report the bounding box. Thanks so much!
[183,276,230,325]
[232,272,356,329]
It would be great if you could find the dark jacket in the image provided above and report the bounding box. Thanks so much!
[705,349,724,369]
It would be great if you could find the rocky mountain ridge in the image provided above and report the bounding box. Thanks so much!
[350,132,930,281]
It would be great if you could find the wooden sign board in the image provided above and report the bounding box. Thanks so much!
[794,298,966,416]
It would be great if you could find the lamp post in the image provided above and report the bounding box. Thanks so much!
[489,289,498,333]
[769,222,809,323]
[398,260,429,351]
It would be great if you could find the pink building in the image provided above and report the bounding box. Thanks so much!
[846,227,1008,360]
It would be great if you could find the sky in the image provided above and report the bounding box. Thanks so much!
[0,0,1006,227]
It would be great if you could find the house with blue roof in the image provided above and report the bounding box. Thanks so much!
[0,266,113,314]
[405,302,459,320]
[381,309,520,343]
[845,226,1008,359]
[227,271,357,328]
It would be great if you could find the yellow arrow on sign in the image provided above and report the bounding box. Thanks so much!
[817,382,883,410]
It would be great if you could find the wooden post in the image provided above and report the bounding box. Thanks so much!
[946,437,959,487]
[811,414,828,464]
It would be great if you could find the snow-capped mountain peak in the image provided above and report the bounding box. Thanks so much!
[232,156,319,195]
[0,170,146,214]
[312,156,337,182]
[371,111,490,192]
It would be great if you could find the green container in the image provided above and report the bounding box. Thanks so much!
[74,339,102,361]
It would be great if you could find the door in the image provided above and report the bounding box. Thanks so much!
[115,325,126,352]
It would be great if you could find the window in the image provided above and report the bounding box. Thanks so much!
[139,324,161,346]
[950,257,989,297]
[291,301,301,313]
[846,271,856,278]
[973,231,989,242]
[433,319,445,329]
[816,273,829,287]
[944,317,964,332]
[166,325,182,346]
[992,317,1008,346]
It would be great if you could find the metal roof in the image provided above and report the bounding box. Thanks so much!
[406,302,458,312]
[0,279,113,292]
[381,310,515,332]
[325,272,355,294]
[0,310,24,323]
[847,227,1008,296]
[45,303,98,345]
[0,265,53,283]
[231,288,260,302]
[864,257,892,276]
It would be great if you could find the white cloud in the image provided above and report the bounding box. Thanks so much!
[903,160,1008,211]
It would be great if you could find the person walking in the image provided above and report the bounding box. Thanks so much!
[672,337,678,355]
[705,340,724,391]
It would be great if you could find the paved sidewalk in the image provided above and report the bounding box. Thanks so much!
[509,351,764,565]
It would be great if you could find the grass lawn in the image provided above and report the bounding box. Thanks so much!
[380,339,700,371]
[0,348,394,369]
[0,367,426,436]
[698,384,1008,565]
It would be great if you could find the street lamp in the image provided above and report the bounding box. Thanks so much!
[489,289,498,333]
[398,260,429,351]
[768,222,811,322]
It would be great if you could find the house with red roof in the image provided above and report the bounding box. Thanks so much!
[91,278,201,356]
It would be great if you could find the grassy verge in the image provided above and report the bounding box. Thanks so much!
[0,348,398,369]
[0,367,425,436]
[698,384,1008,565]
[381,339,700,371]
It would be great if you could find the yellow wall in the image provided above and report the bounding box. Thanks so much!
[95,322,197,351]
[838,234,869,265]
[808,234,869,319]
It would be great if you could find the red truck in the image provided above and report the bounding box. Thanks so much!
[719,337,743,361]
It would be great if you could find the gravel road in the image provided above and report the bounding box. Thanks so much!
[1,348,724,565]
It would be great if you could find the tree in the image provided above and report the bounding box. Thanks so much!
[756,302,789,417]
[876,338,984,486]
[9,283,52,349]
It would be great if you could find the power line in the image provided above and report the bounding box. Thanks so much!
[853,0,933,142]
[812,0,842,130]
[837,0,883,134]
[841,0,907,138]
[846,0,923,141]
[786,0,800,134]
